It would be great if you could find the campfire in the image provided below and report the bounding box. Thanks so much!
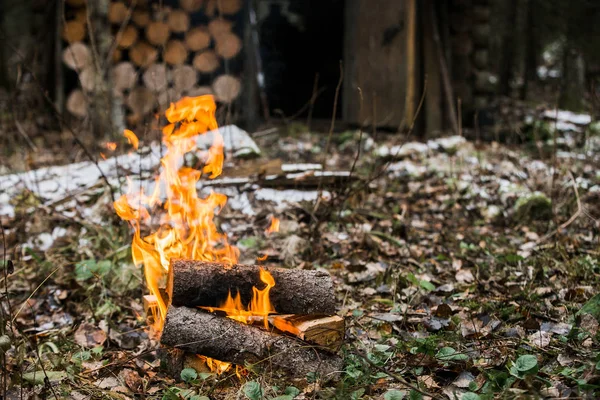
[114,95,343,379]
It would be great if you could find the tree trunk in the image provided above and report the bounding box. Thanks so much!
[87,0,116,139]
[499,0,518,96]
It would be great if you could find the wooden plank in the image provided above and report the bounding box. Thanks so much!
[342,0,408,128]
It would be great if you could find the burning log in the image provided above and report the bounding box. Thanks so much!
[167,260,336,315]
[161,306,343,379]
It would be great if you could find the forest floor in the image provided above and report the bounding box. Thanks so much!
[1,115,600,400]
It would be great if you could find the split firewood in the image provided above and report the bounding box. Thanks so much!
[116,25,138,49]
[79,66,96,92]
[215,32,241,59]
[163,40,188,65]
[127,87,156,116]
[185,86,213,96]
[161,306,343,379]
[146,21,170,46]
[269,314,344,350]
[132,10,150,27]
[212,74,241,103]
[167,9,190,33]
[180,0,204,13]
[129,41,158,67]
[62,42,91,70]
[172,65,197,92]
[112,62,137,92]
[143,63,169,92]
[184,27,211,51]
[61,20,86,43]
[208,18,233,38]
[192,50,220,73]
[167,260,336,315]
[108,2,129,25]
[66,89,88,118]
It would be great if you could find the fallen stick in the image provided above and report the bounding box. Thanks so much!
[167,260,336,315]
[160,306,343,379]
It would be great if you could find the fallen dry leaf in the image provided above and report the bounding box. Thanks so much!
[74,322,107,348]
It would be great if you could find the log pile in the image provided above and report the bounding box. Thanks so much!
[159,260,344,379]
[61,0,244,125]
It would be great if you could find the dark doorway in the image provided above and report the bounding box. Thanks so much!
[258,0,345,120]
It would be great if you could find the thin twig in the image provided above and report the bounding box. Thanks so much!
[536,170,582,246]
[351,349,442,400]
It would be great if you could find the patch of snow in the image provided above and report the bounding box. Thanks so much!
[375,142,429,158]
[543,109,592,126]
[388,161,427,177]
[196,125,261,157]
[281,163,322,172]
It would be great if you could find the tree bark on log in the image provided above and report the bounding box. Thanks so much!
[167,260,336,315]
[161,306,343,379]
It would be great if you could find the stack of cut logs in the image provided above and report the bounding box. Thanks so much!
[62,0,244,125]
[158,260,344,379]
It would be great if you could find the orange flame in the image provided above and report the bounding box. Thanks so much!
[114,95,239,331]
[124,129,139,150]
[265,216,280,235]
[203,268,276,329]
[105,142,117,151]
